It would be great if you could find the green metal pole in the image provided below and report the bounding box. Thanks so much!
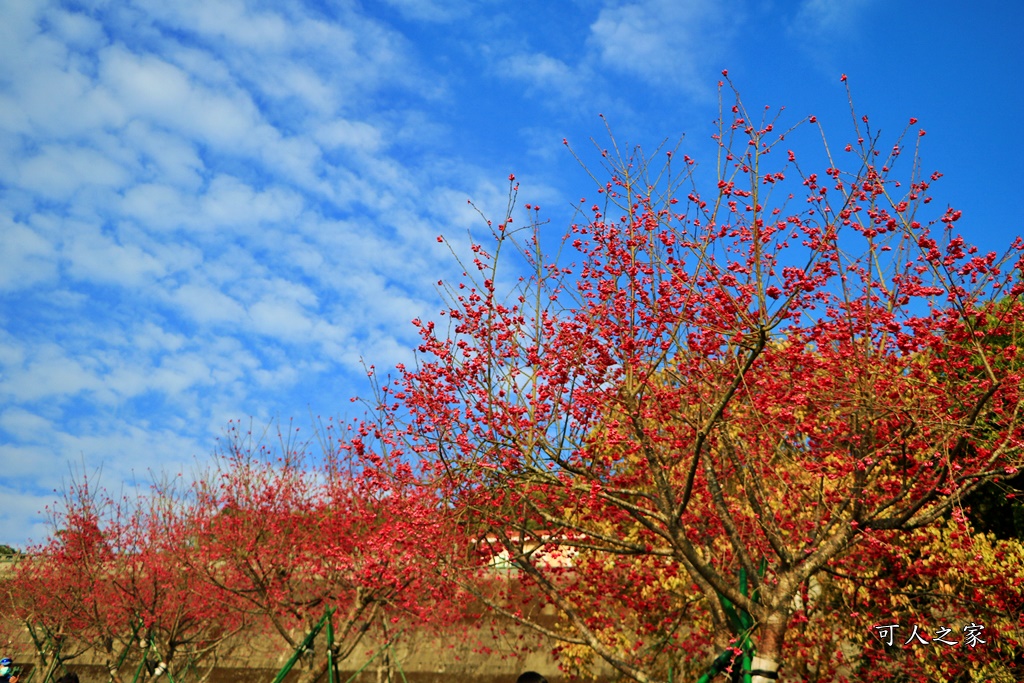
[271,611,331,683]
[326,610,335,683]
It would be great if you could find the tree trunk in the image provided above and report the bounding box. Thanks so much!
[749,655,780,683]
[750,612,787,682]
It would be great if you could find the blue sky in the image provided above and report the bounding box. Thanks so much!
[1,0,1022,548]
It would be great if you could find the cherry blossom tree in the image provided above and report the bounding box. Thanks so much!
[3,477,122,681]
[3,473,247,683]
[101,477,249,683]
[381,77,1024,681]
[181,421,460,683]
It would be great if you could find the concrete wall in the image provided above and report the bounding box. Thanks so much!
[0,614,598,683]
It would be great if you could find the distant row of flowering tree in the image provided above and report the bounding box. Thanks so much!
[0,421,468,683]
[3,79,1023,683]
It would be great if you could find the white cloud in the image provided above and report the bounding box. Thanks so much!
[64,222,167,286]
[0,343,104,402]
[380,0,469,23]
[14,144,131,199]
[122,121,205,189]
[0,213,58,291]
[0,18,120,140]
[200,176,305,228]
[0,407,54,443]
[98,46,265,149]
[0,335,27,368]
[315,119,384,153]
[787,0,878,67]
[249,299,315,340]
[44,7,108,49]
[0,474,63,547]
[588,0,737,99]
[144,353,217,395]
[0,2,54,97]
[131,321,188,354]
[167,0,292,51]
[499,53,584,99]
[134,0,436,110]
[489,0,746,114]
[791,0,875,35]
[169,283,246,326]
[121,183,193,231]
